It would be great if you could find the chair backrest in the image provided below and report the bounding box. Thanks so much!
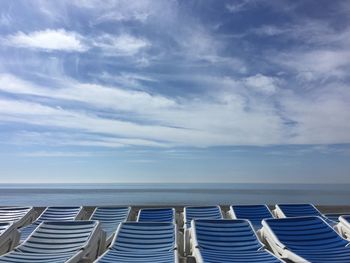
[263,216,349,250]
[276,204,322,218]
[90,207,130,238]
[36,207,83,224]
[17,221,99,254]
[184,206,222,228]
[192,219,262,252]
[0,207,33,223]
[138,208,175,223]
[111,222,176,252]
[231,205,273,228]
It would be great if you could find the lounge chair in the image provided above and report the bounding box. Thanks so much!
[90,206,130,246]
[190,219,282,263]
[0,207,36,228]
[261,216,350,262]
[274,203,335,224]
[95,222,178,263]
[183,206,222,255]
[0,223,21,255]
[229,204,273,229]
[337,215,350,240]
[0,220,104,263]
[184,206,222,228]
[19,206,84,242]
[137,208,175,223]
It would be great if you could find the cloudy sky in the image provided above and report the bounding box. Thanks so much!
[0,0,349,183]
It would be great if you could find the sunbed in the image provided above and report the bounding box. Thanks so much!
[190,219,282,263]
[337,215,350,240]
[274,203,335,224]
[0,223,21,255]
[229,204,273,229]
[0,207,36,228]
[19,206,84,242]
[90,206,130,246]
[183,206,222,255]
[0,220,104,263]
[137,208,175,223]
[261,216,350,262]
[95,222,178,263]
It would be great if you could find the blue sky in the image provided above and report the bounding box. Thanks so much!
[0,0,349,183]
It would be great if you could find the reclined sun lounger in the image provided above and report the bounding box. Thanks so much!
[90,206,130,246]
[337,215,350,240]
[274,203,335,224]
[229,205,273,230]
[95,222,178,263]
[183,206,222,255]
[0,220,104,263]
[137,208,175,223]
[261,216,350,263]
[0,223,21,255]
[184,206,222,229]
[190,219,282,263]
[0,207,36,228]
[19,206,84,242]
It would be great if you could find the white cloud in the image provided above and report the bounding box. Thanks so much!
[93,34,150,56]
[4,29,87,52]
[244,74,280,94]
[226,0,252,13]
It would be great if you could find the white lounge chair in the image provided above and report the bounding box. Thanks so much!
[19,206,84,242]
[95,222,178,263]
[90,206,130,246]
[0,207,36,228]
[190,219,283,263]
[261,216,350,262]
[0,220,105,263]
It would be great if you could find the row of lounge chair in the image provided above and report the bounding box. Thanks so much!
[0,204,348,262]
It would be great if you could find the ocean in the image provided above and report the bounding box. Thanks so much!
[0,183,349,206]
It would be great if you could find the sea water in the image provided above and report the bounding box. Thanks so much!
[0,183,349,206]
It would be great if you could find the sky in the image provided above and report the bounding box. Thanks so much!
[0,0,349,184]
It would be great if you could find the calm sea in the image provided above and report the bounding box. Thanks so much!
[0,183,349,206]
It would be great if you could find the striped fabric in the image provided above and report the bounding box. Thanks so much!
[90,207,130,242]
[0,221,101,263]
[263,216,350,263]
[192,219,281,263]
[184,206,222,228]
[96,222,177,263]
[138,208,175,223]
[20,206,83,242]
[230,205,273,229]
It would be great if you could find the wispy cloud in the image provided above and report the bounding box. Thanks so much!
[3,29,88,52]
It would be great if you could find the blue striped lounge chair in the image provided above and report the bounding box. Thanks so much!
[261,216,350,262]
[0,220,104,263]
[19,206,84,242]
[337,215,350,241]
[137,208,175,223]
[229,205,274,230]
[183,206,223,255]
[95,222,178,263]
[274,203,335,225]
[0,207,36,228]
[190,219,283,263]
[90,206,130,246]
